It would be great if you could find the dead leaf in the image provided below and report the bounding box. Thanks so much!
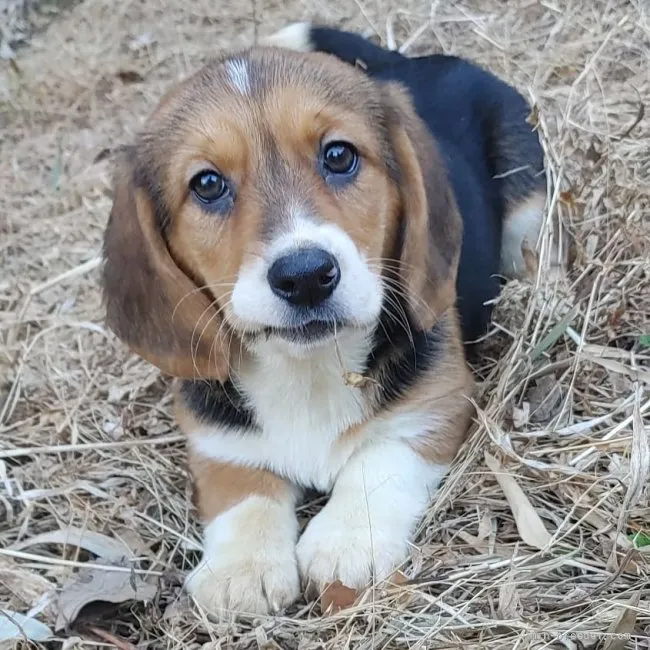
[116,70,144,84]
[112,527,150,557]
[334,337,377,388]
[577,508,632,550]
[602,592,640,650]
[387,570,408,587]
[0,557,56,610]
[484,452,552,550]
[478,510,493,541]
[621,388,650,512]
[343,371,376,388]
[92,148,112,164]
[457,530,488,553]
[162,594,193,624]
[320,580,359,614]
[55,558,157,631]
[559,189,576,208]
[526,105,539,127]
[585,140,602,163]
[11,527,135,560]
[497,578,521,619]
[608,304,626,327]
[107,370,165,403]
[381,570,413,607]
[0,611,53,643]
[584,354,650,385]
[512,403,530,428]
[527,375,563,424]
[521,238,539,280]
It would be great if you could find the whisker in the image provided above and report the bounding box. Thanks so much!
[367,264,438,325]
[378,283,416,352]
[189,299,223,377]
[208,297,236,373]
[171,278,238,322]
[364,257,422,273]
[191,293,234,378]
[237,322,248,372]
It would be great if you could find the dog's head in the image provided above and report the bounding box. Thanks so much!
[102,47,462,381]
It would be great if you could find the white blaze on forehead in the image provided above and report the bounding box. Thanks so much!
[225,59,250,95]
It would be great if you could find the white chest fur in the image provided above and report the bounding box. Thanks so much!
[191,331,374,491]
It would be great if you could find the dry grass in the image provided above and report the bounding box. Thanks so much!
[1,0,649,648]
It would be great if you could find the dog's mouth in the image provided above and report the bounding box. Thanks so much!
[264,319,343,344]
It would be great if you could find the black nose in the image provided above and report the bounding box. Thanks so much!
[268,248,341,307]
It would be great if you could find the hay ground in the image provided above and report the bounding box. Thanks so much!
[1,0,649,648]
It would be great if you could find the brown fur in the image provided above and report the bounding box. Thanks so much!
[381,83,463,330]
[400,318,475,465]
[359,310,474,464]
[176,390,295,520]
[101,48,464,380]
[102,161,232,380]
[190,453,294,522]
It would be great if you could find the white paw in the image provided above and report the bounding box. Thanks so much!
[296,504,409,592]
[296,442,445,594]
[186,550,299,616]
[186,497,300,617]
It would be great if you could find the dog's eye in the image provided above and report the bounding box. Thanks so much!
[322,142,359,176]
[189,170,228,204]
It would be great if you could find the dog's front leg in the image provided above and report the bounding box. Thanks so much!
[185,457,301,617]
[296,406,471,595]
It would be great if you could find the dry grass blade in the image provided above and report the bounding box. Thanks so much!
[528,305,579,362]
[620,387,650,512]
[484,452,552,551]
[1,0,649,647]
[10,526,137,560]
[602,592,641,650]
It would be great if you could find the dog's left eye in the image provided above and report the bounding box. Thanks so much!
[189,170,229,204]
[322,142,359,176]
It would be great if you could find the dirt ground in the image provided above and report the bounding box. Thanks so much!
[1,0,649,648]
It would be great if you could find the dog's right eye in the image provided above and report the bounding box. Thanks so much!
[189,170,229,204]
[322,142,359,176]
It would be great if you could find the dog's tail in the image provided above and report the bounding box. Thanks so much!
[263,22,404,72]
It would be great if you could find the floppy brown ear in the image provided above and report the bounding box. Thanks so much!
[382,83,463,331]
[101,153,231,381]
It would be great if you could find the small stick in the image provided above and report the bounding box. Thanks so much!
[0,434,185,460]
[0,549,163,576]
[333,338,377,388]
[88,627,138,650]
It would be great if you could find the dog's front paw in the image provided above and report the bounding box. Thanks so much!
[186,496,300,617]
[296,504,408,593]
[186,550,299,616]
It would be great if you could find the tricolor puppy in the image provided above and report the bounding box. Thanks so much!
[102,23,546,616]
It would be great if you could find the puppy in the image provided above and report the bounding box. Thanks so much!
[101,22,546,616]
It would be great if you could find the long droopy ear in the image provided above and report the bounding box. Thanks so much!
[102,153,230,381]
[382,83,463,331]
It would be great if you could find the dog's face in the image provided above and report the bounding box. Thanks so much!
[102,47,462,380]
